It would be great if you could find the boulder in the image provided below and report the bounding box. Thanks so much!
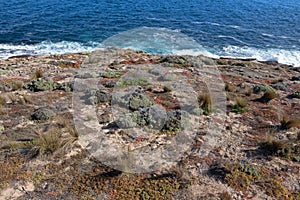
[31,108,56,121]
[271,83,290,92]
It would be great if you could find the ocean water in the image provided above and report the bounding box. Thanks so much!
[1,0,300,66]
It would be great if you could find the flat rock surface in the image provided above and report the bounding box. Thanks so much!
[0,49,299,200]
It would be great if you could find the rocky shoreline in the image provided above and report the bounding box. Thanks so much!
[0,48,299,199]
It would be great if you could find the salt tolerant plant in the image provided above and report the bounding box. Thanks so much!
[100,70,122,78]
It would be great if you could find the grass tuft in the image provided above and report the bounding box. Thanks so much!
[33,127,62,155]
[7,93,18,104]
[11,81,24,91]
[0,95,6,107]
[220,191,233,200]
[198,93,212,115]
[33,69,44,79]
[225,82,235,92]
[260,89,279,103]
[61,125,79,151]
[280,117,300,130]
[35,69,44,78]
[23,95,33,104]
[231,97,248,114]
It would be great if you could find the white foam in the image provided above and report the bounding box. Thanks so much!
[228,25,242,29]
[172,49,219,58]
[102,27,208,56]
[221,45,300,66]
[0,41,100,59]
[262,33,275,37]
[217,35,249,45]
[1,29,299,67]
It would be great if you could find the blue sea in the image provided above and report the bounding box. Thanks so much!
[1,0,300,66]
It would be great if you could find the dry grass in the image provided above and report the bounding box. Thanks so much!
[261,89,279,103]
[0,157,27,189]
[33,69,44,79]
[231,97,248,114]
[61,125,79,151]
[236,97,247,108]
[53,115,69,128]
[33,127,62,155]
[225,82,235,92]
[11,81,24,91]
[7,93,18,104]
[220,191,233,200]
[198,93,212,115]
[245,88,252,96]
[281,118,300,130]
[23,94,33,104]
[0,95,6,107]
[31,116,79,156]
[260,136,300,161]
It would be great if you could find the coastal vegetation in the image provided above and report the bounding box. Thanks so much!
[0,50,299,199]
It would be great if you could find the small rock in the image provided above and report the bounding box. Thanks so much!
[271,83,291,92]
[149,68,162,76]
[159,73,177,81]
[291,76,300,81]
[31,108,56,121]
[75,72,100,79]
[290,91,300,99]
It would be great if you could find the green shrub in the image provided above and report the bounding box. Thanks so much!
[101,71,122,78]
[116,78,148,87]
